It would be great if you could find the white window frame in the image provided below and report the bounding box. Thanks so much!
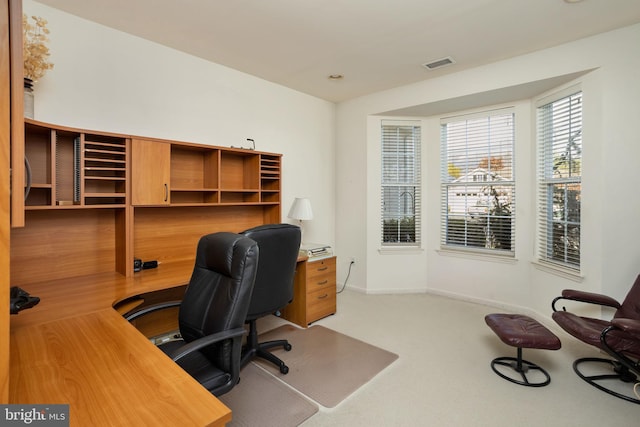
[440,108,516,256]
[536,88,582,271]
[381,120,421,247]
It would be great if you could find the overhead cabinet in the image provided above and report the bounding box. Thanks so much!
[130,138,281,207]
[131,139,170,206]
[13,120,282,284]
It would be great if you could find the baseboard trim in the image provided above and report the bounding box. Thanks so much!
[423,287,559,332]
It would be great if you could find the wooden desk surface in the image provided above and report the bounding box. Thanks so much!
[10,260,194,330]
[10,261,231,427]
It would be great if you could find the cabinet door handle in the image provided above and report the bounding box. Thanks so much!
[317,280,328,285]
[318,294,328,299]
[164,183,168,202]
[317,266,328,271]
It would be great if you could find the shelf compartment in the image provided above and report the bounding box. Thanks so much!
[84,177,126,196]
[24,123,53,186]
[84,168,127,178]
[82,136,128,206]
[220,190,260,204]
[260,190,280,203]
[220,152,259,190]
[83,196,126,206]
[260,158,280,176]
[55,130,81,206]
[84,149,126,161]
[171,146,219,190]
[260,154,281,195]
[25,187,52,207]
[170,189,219,205]
[261,177,280,192]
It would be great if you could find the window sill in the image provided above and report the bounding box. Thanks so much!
[531,260,583,282]
[378,247,424,255]
[436,247,517,264]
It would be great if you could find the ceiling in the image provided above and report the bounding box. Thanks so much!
[36,0,640,103]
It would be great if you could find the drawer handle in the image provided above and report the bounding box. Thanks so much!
[317,266,328,271]
[318,294,329,299]
[317,280,328,285]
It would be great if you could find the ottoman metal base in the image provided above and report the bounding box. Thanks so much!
[490,347,552,387]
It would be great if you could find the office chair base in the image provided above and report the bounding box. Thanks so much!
[574,357,640,404]
[490,347,551,387]
[242,341,291,374]
[242,319,292,374]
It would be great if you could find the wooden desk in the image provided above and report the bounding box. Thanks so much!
[10,262,231,427]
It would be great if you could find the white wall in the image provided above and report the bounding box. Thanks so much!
[24,0,336,246]
[27,0,640,319]
[336,23,640,319]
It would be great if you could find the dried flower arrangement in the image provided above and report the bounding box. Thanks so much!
[23,14,54,82]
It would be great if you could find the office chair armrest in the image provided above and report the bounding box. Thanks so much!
[166,327,247,363]
[123,300,182,321]
[552,289,621,312]
[610,318,640,339]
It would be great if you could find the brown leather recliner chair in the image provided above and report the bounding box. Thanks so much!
[552,275,640,404]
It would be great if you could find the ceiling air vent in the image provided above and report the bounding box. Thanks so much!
[422,56,455,70]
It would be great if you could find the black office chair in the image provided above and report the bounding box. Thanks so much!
[552,274,640,404]
[240,223,301,374]
[125,232,259,396]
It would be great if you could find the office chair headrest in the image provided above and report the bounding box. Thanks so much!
[241,223,300,236]
[197,232,258,277]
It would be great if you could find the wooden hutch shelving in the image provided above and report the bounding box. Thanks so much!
[11,119,282,286]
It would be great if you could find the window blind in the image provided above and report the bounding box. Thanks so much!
[440,109,515,254]
[381,121,421,246]
[537,90,582,269]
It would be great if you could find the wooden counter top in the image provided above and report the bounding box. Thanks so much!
[10,261,194,330]
[10,262,231,426]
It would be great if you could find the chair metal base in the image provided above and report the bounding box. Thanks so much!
[243,339,292,374]
[241,319,292,374]
[490,347,551,387]
[573,357,640,404]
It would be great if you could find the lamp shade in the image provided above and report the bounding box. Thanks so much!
[287,197,313,221]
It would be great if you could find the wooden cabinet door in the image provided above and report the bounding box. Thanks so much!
[8,0,23,227]
[131,139,170,205]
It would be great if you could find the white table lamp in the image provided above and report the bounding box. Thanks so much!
[288,197,313,240]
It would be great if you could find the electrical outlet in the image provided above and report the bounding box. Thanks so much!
[350,257,356,264]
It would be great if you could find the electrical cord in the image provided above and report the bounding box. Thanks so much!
[337,260,354,294]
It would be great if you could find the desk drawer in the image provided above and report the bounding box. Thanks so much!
[281,256,337,327]
[306,287,336,323]
[306,272,335,293]
[307,257,336,282]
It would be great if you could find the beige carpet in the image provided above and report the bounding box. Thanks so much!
[254,324,399,408]
[219,362,318,427]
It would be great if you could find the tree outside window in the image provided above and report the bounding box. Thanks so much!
[441,110,515,254]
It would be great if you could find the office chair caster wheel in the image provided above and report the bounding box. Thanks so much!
[284,343,292,351]
[280,364,289,374]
